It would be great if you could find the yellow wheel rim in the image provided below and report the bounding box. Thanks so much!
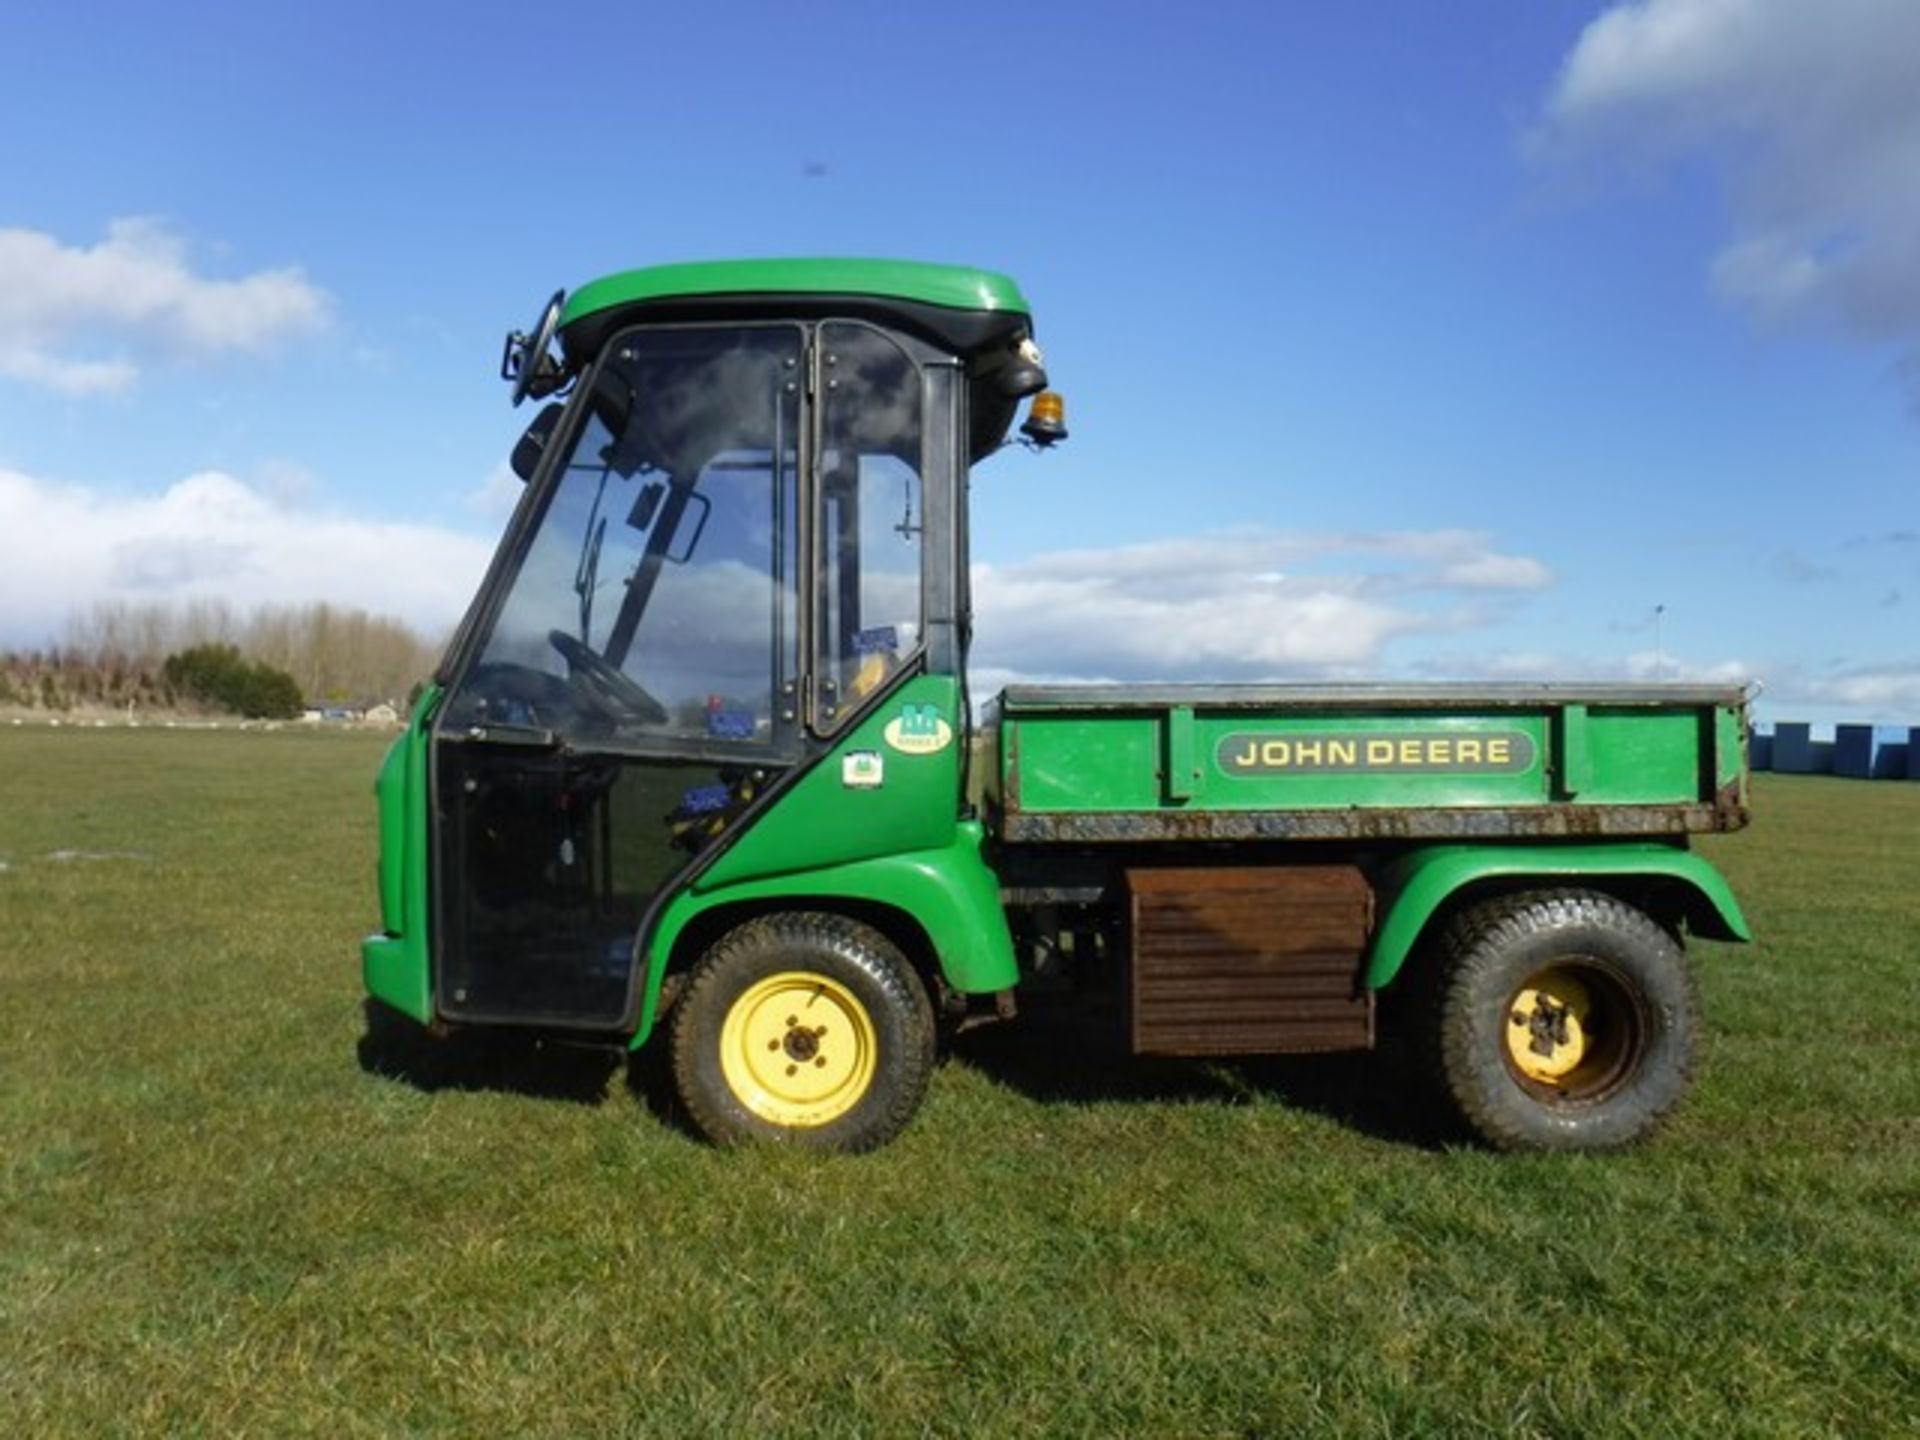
[718,971,878,1128]
[1505,972,1593,1085]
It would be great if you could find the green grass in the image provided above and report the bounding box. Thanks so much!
[2,731,1916,1437]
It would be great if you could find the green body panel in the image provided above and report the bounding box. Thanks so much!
[361,669,1012,1039]
[1717,704,1747,795]
[1567,708,1725,803]
[1364,842,1752,990]
[360,685,442,1023]
[1000,689,1744,814]
[562,258,1029,330]
[632,819,1015,1049]
[373,730,408,931]
[628,671,1013,1047]
[699,675,968,888]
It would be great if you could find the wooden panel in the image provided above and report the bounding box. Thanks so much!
[1128,866,1373,1056]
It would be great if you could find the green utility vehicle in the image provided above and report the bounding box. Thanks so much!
[364,258,1750,1152]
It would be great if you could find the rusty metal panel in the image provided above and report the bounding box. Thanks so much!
[1001,681,1750,711]
[1002,798,1746,844]
[1128,866,1373,1057]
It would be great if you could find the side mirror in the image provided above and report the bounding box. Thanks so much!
[501,290,566,406]
[510,402,565,482]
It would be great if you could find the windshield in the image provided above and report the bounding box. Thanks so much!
[446,324,803,751]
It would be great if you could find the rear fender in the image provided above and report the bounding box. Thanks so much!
[1366,843,1750,990]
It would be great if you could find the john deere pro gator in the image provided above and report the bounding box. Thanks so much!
[364,259,1750,1152]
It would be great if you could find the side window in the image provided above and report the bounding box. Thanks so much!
[815,324,923,729]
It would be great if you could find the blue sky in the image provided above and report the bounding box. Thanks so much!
[2,0,1916,725]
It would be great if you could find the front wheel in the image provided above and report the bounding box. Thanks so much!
[1425,890,1698,1151]
[669,913,935,1151]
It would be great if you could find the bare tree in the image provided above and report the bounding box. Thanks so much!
[59,599,442,705]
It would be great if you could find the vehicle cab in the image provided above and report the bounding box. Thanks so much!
[366,259,1055,1045]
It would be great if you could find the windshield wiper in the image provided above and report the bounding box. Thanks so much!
[572,471,611,641]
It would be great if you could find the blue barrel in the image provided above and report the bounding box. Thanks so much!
[1871,725,1910,779]
[1772,722,1815,773]
[1835,725,1874,778]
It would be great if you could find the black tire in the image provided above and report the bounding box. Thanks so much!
[668,913,935,1151]
[1422,889,1697,1152]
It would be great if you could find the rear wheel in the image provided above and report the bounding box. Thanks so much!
[1425,890,1697,1151]
[669,913,935,1151]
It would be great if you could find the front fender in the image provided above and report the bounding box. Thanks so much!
[1366,843,1751,990]
[361,685,442,1024]
[631,819,1015,1048]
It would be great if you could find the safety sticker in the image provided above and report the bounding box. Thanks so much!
[842,750,884,789]
[883,702,953,756]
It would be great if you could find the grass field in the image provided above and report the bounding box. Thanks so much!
[2,728,1916,1437]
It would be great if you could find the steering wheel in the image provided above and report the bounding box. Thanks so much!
[548,629,669,725]
[460,660,578,723]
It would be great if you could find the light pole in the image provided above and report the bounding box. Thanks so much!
[1653,604,1666,680]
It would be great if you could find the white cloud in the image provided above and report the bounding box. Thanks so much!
[1401,643,1759,688]
[466,461,524,523]
[1623,650,1756,685]
[1537,0,1920,401]
[1812,668,1920,710]
[0,219,332,395]
[969,528,1552,684]
[1431,552,1553,590]
[0,466,490,644]
[1763,660,1920,713]
[1405,645,1920,722]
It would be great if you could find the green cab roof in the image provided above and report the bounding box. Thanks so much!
[560,257,1031,329]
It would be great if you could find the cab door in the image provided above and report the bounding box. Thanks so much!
[431,324,805,1027]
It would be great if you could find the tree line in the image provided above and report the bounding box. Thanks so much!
[0,600,443,718]
[64,599,441,704]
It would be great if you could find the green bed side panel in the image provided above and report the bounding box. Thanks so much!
[996,689,1749,821]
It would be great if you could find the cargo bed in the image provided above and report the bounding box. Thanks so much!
[991,683,1750,844]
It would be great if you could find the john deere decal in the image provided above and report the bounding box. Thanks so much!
[1216,730,1536,776]
[883,702,953,756]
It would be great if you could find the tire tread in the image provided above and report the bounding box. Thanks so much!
[1416,888,1697,1152]
[668,912,935,1151]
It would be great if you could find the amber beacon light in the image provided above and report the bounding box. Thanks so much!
[1021,391,1068,447]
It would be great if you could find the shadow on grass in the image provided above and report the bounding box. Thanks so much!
[356,1002,625,1107]
[947,993,1448,1149]
[621,1040,704,1142]
[355,1003,702,1137]
[356,998,1448,1148]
